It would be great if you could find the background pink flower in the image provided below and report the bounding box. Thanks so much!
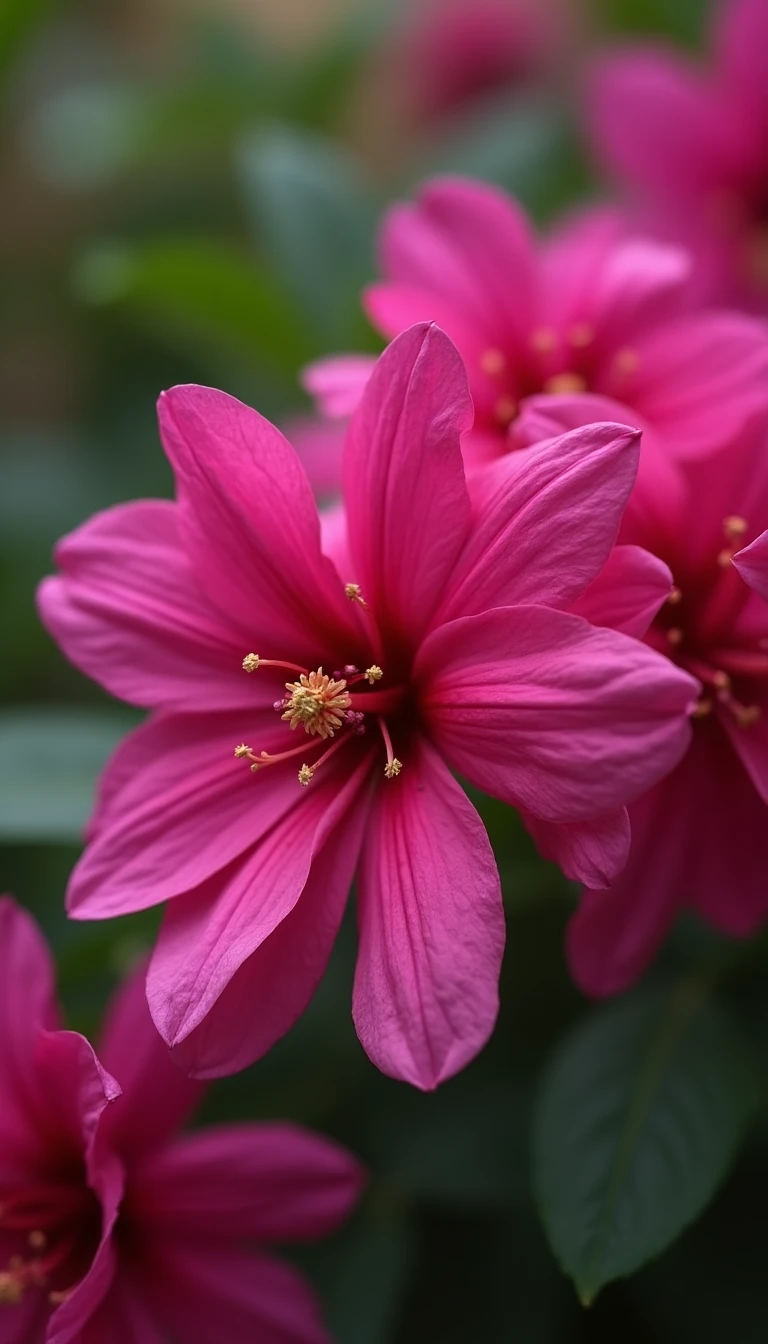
[38,323,695,1088]
[0,897,363,1344]
[585,0,768,311]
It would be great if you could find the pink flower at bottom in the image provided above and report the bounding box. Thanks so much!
[0,897,363,1344]
[38,324,696,1087]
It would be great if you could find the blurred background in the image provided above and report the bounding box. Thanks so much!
[3,0,768,1340]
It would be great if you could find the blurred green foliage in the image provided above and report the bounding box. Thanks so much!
[5,0,768,1340]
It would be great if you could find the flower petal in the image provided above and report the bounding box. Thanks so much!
[147,752,372,1075]
[569,544,673,637]
[158,385,359,663]
[38,501,252,712]
[418,605,696,822]
[716,0,768,130]
[67,711,304,919]
[521,809,631,889]
[97,962,205,1158]
[733,529,768,601]
[343,324,473,646]
[130,1122,364,1242]
[301,355,376,419]
[353,736,504,1090]
[434,421,640,624]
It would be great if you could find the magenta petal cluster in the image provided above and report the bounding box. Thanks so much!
[39,323,696,1088]
[586,0,768,311]
[0,897,363,1343]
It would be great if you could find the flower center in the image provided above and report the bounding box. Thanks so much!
[0,1180,100,1309]
[648,516,768,729]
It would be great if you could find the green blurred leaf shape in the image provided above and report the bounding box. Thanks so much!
[0,707,137,841]
[237,127,377,347]
[533,977,758,1304]
[0,0,53,86]
[73,238,312,374]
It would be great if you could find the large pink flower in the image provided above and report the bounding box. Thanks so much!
[0,897,363,1344]
[586,0,768,311]
[38,324,696,1087]
[517,395,768,995]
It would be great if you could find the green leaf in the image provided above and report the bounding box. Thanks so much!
[533,977,758,1303]
[237,127,377,347]
[72,238,313,375]
[0,0,52,87]
[307,1199,418,1344]
[0,707,138,842]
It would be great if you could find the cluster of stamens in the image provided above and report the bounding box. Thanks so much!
[479,327,640,429]
[0,1193,80,1308]
[234,612,403,786]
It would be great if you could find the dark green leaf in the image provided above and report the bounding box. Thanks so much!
[0,0,52,87]
[533,977,758,1302]
[0,707,138,841]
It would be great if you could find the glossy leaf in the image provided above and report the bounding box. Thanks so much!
[533,978,758,1302]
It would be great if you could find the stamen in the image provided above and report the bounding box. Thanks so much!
[234,743,251,759]
[723,515,748,542]
[719,691,762,728]
[345,583,368,606]
[281,670,351,738]
[234,741,311,772]
[365,665,383,683]
[384,759,403,779]
[0,1272,23,1304]
[692,698,713,718]
[298,764,314,787]
[667,586,682,605]
[530,327,558,354]
[682,657,730,691]
[494,395,517,427]
[544,372,588,395]
[666,627,683,647]
[298,732,355,785]
[242,653,308,676]
[378,717,402,780]
[480,348,506,376]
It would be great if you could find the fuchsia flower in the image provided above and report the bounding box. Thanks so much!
[0,897,363,1344]
[586,0,768,311]
[301,177,768,492]
[516,395,768,995]
[734,529,768,600]
[39,324,696,1088]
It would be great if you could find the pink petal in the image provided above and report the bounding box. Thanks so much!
[38,501,253,713]
[734,529,768,600]
[46,1160,122,1344]
[68,711,305,919]
[282,417,347,498]
[130,1122,364,1242]
[585,49,728,197]
[716,0,768,132]
[587,238,691,350]
[353,736,504,1090]
[158,385,359,664]
[0,900,61,1166]
[97,961,205,1159]
[569,544,673,637]
[143,1246,332,1344]
[629,312,768,459]
[300,355,376,419]
[521,809,630,888]
[418,605,696,822]
[147,752,372,1075]
[343,324,473,646]
[720,690,768,806]
[376,177,536,347]
[73,1267,167,1344]
[539,204,627,330]
[434,421,640,625]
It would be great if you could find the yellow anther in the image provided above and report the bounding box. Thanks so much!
[667,586,682,605]
[282,670,351,739]
[530,327,558,354]
[345,583,368,606]
[494,395,517,427]
[666,627,683,647]
[543,372,588,395]
[724,515,748,541]
[365,665,383,684]
[384,758,403,779]
[0,1273,23,1305]
[735,703,762,727]
[614,347,639,375]
[692,698,713,718]
[242,653,260,673]
[234,743,251,759]
[567,322,594,348]
[479,348,506,376]
[250,762,261,773]
[298,764,314,786]
[718,548,735,568]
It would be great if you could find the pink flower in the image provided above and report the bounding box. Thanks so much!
[38,324,696,1087]
[362,177,768,470]
[734,528,768,601]
[516,395,768,995]
[0,896,363,1343]
[585,0,768,311]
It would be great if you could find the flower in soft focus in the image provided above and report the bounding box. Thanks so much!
[585,0,768,311]
[0,897,363,1343]
[38,323,696,1088]
[517,395,768,996]
[398,0,565,124]
[734,529,768,600]
[299,176,768,493]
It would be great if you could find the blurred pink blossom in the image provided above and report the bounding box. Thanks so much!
[585,0,768,311]
[39,324,695,1088]
[0,897,363,1343]
[734,528,768,600]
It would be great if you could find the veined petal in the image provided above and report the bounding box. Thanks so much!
[0,899,61,1171]
[158,385,359,664]
[68,712,306,919]
[521,809,631,889]
[130,1123,364,1243]
[343,324,473,646]
[588,238,692,349]
[147,752,372,1075]
[569,544,673,637]
[38,501,253,713]
[418,606,696,822]
[353,736,504,1090]
[434,422,640,624]
[734,529,768,600]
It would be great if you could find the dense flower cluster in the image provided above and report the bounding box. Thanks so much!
[5,0,768,1334]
